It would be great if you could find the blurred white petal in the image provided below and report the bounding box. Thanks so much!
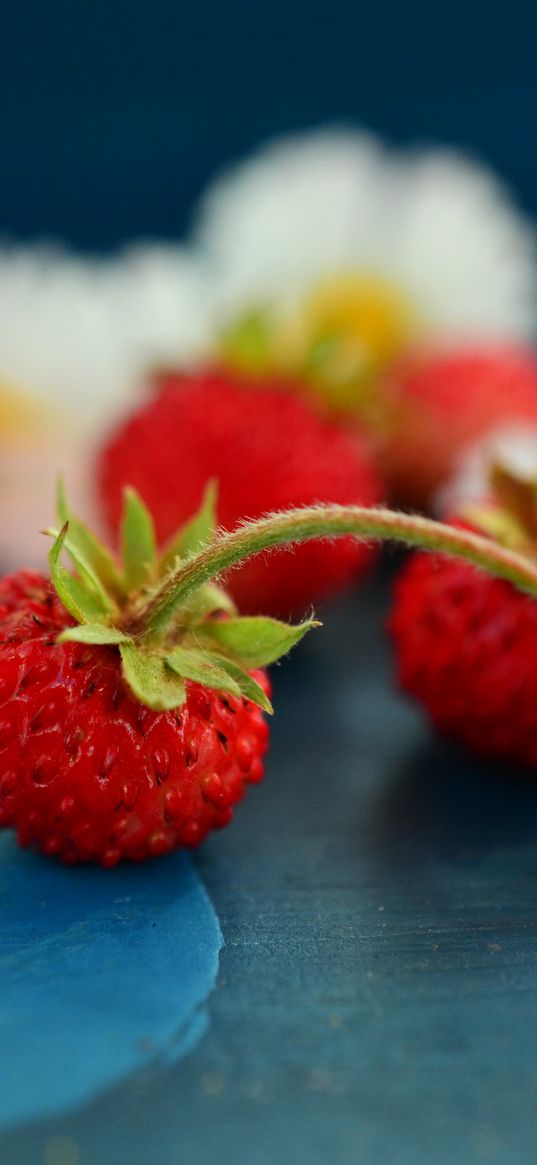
[0,242,214,568]
[0,243,213,436]
[195,128,537,342]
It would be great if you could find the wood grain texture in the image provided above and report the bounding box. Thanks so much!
[3,569,537,1165]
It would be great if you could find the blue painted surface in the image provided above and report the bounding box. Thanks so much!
[0,841,222,1127]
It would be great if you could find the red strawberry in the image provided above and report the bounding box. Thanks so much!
[0,486,319,865]
[377,345,537,508]
[0,570,270,866]
[5,477,534,867]
[389,468,537,768]
[97,368,383,617]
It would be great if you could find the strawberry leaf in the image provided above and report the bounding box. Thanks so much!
[121,489,157,592]
[210,658,273,714]
[165,646,243,697]
[182,583,237,624]
[57,479,124,600]
[58,624,133,646]
[159,481,218,575]
[196,615,320,667]
[49,525,110,625]
[120,643,186,711]
[47,525,117,616]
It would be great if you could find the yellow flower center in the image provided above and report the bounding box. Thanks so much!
[0,385,56,447]
[219,273,419,420]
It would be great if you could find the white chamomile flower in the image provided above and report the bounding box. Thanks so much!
[195,128,537,415]
[0,243,214,567]
[0,242,213,433]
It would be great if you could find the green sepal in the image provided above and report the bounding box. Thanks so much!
[57,479,124,601]
[49,525,110,625]
[119,643,186,711]
[46,525,117,616]
[212,657,273,714]
[165,646,243,698]
[195,615,320,667]
[159,480,218,575]
[489,463,537,540]
[121,488,157,591]
[58,624,133,646]
[464,504,533,555]
[218,307,276,374]
[181,583,237,624]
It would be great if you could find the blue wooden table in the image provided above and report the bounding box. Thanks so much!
[3,569,537,1165]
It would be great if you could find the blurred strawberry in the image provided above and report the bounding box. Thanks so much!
[376,345,537,508]
[390,459,537,769]
[97,368,383,617]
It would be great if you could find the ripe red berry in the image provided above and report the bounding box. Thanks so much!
[378,346,537,507]
[98,369,383,616]
[7,462,532,866]
[390,523,537,769]
[0,570,270,866]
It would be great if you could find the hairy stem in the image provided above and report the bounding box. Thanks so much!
[134,504,537,637]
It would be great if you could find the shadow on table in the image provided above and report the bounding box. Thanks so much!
[363,735,537,869]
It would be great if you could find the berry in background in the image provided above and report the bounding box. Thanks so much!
[98,368,383,617]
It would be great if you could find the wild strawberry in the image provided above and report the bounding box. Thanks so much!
[390,462,537,768]
[97,368,383,617]
[4,480,536,866]
[377,345,537,507]
[0,486,317,865]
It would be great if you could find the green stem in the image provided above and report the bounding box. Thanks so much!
[133,504,537,638]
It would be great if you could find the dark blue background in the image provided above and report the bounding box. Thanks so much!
[1,0,535,250]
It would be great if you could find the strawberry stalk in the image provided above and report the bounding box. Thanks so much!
[46,485,537,718]
[7,485,537,867]
[135,504,537,639]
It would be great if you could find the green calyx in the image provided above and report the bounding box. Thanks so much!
[463,462,537,556]
[48,481,318,714]
[219,307,278,376]
[48,475,537,717]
